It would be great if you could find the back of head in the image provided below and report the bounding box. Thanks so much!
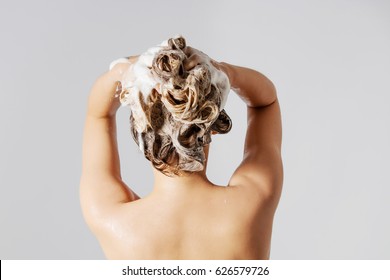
[118,35,232,176]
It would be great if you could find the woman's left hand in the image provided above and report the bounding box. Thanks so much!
[87,55,139,118]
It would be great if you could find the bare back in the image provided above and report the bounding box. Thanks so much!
[94,182,278,260]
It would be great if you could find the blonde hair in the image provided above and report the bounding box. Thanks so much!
[118,36,232,176]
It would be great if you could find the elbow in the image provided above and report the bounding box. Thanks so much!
[247,78,278,108]
[261,79,278,107]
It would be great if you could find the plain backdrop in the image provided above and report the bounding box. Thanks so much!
[0,0,389,259]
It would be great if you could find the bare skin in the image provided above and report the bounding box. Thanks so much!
[80,47,283,259]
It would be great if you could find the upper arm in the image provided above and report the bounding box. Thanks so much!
[80,69,139,226]
[229,98,283,200]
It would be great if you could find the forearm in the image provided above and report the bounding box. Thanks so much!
[82,72,122,179]
[87,74,121,118]
[214,61,277,108]
[82,115,121,180]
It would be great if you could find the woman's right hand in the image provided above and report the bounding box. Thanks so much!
[223,62,277,108]
[183,46,211,70]
[183,46,235,86]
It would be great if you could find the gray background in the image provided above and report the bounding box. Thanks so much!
[0,0,389,259]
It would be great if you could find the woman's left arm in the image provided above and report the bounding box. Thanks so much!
[80,62,139,228]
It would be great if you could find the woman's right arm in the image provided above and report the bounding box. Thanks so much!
[214,61,283,201]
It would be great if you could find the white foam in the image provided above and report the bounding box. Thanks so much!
[108,36,230,130]
[116,42,166,105]
[109,57,131,71]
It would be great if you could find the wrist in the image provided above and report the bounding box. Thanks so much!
[86,76,122,118]
[211,60,236,88]
[87,90,120,119]
[87,104,119,119]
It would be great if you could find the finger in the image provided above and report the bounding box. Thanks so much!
[183,46,195,56]
[183,53,200,71]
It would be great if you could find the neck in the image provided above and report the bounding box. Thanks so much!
[152,145,212,193]
[153,168,210,189]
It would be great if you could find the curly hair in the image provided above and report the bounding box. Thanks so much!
[117,35,232,176]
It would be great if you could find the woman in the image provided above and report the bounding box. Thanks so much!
[80,36,283,259]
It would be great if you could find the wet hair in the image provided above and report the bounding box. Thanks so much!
[118,35,232,176]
